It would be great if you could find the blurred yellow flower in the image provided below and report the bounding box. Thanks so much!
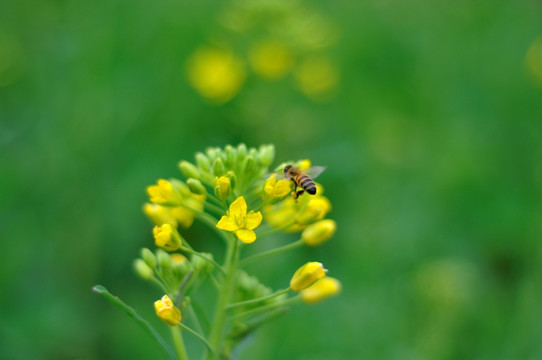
[216,196,262,244]
[294,56,339,101]
[290,262,327,291]
[300,277,341,304]
[154,295,182,326]
[143,203,179,227]
[249,39,294,80]
[526,35,542,84]
[153,224,182,251]
[146,179,183,206]
[295,196,332,224]
[187,46,246,104]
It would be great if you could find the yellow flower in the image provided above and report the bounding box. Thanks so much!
[170,253,188,265]
[300,277,341,304]
[301,219,336,246]
[153,224,182,251]
[143,203,179,227]
[215,176,231,200]
[263,174,292,203]
[290,262,327,291]
[249,39,294,80]
[154,295,182,326]
[186,46,246,104]
[294,56,339,102]
[216,196,262,244]
[146,179,183,205]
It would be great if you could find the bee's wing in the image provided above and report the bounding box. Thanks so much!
[305,166,326,179]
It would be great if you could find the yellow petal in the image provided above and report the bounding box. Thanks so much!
[245,211,262,230]
[216,215,238,231]
[236,229,256,244]
[229,196,247,218]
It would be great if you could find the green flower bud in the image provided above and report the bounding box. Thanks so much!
[206,147,218,162]
[213,158,226,177]
[226,170,237,190]
[134,259,154,280]
[242,155,254,174]
[141,247,156,268]
[195,152,211,171]
[170,254,192,280]
[191,252,215,274]
[258,144,275,167]
[237,143,247,163]
[224,144,236,167]
[178,160,200,179]
[187,178,206,195]
[156,249,172,270]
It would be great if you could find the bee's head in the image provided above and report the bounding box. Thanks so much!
[283,165,292,176]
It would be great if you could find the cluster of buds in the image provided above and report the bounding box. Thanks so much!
[131,144,342,359]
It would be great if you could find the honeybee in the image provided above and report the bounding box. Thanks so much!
[283,165,326,200]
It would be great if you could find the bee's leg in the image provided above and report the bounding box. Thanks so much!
[291,181,299,200]
[295,189,305,199]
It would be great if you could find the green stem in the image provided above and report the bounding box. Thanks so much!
[256,221,296,238]
[170,326,189,360]
[240,239,304,266]
[226,288,291,310]
[230,296,301,320]
[204,236,239,360]
[207,193,227,209]
[204,202,226,216]
[92,285,177,360]
[180,246,226,274]
[179,322,213,353]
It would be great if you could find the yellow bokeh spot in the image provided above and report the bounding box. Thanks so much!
[526,35,542,84]
[187,46,246,104]
[294,56,339,101]
[249,39,294,80]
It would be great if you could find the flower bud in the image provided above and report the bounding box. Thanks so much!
[215,176,231,200]
[300,277,341,304]
[195,152,211,171]
[134,259,154,280]
[242,155,254,174]
[141,247,156,268]
[178,160,200,179]
[154,295,182,326]
[224,144,236,167]
[156,249,172,271]
[191,252,215,274]
[187,178,206,195]
[301,219,336,246]
[153,224,183,251]
[237,143,247,163]
[290,262,327,291]
[212,158,226,177]
[170,254,191,280]
[258,144,275,167]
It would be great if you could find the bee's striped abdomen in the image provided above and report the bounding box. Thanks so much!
[297,174,317,195]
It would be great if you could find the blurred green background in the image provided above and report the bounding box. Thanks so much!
[2,0,542,359]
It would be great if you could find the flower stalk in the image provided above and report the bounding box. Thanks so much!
[94,144,340,360]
